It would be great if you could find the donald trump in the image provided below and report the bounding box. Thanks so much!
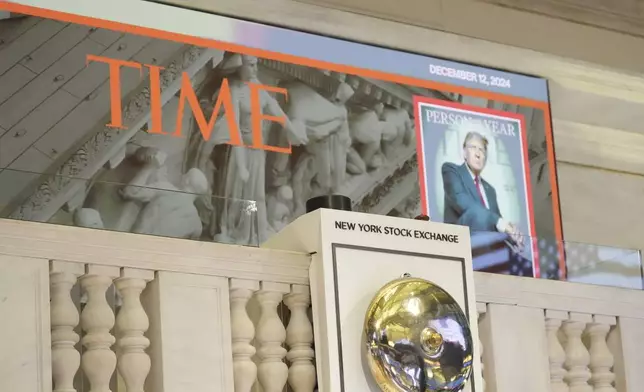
[441,129,524,249]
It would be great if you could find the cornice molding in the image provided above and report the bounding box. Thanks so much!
[292,0,644,76]
[553,120,644,176]
[478,0,644,38]
[160,0,644,105]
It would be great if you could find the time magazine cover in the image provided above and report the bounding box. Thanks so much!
[414,97,538,276]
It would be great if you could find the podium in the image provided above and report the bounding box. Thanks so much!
[263,209,483,392]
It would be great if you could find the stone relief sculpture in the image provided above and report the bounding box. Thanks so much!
[119,147,209,240]
[73,208,105,229]
[346,103,389,174]
[190,53,308,245]
[284,73,356,217]
[266,184,294,234]
[381,107,414,157]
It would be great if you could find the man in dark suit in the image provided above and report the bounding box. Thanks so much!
[442,131,523,247]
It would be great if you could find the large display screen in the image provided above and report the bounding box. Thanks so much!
[0,0,564,278]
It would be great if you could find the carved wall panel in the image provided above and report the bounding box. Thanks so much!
[478,0,644,37]
[289,0,644,74]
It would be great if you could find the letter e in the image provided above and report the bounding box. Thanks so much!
[248,82,291,153]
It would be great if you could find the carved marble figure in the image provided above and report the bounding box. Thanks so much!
[119,147,209,240]
[346,102,390,174]
[266,184,293,233]
[193,53,307,245]
[73,208,105,229]
[381,107,414,158]
[284,73,356,216]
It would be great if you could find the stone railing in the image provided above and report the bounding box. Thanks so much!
[2,218,644,391]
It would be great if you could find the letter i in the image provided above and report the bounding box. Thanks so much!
[145,64,165,134]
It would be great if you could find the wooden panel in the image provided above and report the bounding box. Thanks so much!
[20,23,92,74]
[0,147,53,206]
[9,145,52,172]
[557,163,644,252]
[131,38,183,65]
[87,28,122,47]
[0,16,39,48]
[62,34,151,99]
[0,89,79,167]
[33,71,139,160]
[0,38,104,129]
[0,255,51,392]
[35,39,183,160]
[0,126,6,167]
[0,64,35,105]
[0,167,40,206]
[0,18,65,75]
[142,272,234,392]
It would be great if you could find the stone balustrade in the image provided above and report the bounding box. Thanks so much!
[2,219,644,391]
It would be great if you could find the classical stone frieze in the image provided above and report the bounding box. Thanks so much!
[8,46,205,220]
[259,58,420,111]
[354,154,417,212]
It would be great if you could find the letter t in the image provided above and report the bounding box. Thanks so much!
[87,54,143,129]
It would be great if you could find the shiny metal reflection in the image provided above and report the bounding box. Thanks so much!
[364,275,473,392]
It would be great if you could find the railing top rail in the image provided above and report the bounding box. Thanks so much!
[476,271,644,319]
[4,217,644,318]
[0,218,311,285]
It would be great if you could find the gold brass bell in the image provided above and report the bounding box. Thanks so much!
[363,274,473,391]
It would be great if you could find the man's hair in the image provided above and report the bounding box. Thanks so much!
[462,131,489,152]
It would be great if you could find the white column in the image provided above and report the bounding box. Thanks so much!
[142,271,234,392]
[545,310,569,392]
[256,281,289,392]
[229,278,259,392]
[563,313,592,392]
[285,284,316,392]
[115,268,154,392]
[476,302,487,392]
[0,255,52,392]
[80,265,119,392]
[607,317,644,392]
[587,315,616,392]
[50,261,84,392]
[478,304,550,392]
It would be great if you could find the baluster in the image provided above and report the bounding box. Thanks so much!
[546,310,569,392]
[563,313,592,392]
[115,268,154,392]
[285,284,316,392]
[476,303,486,392]
[80,265,119,392]
[587,315,616,392]
[51,261,84,392]
[256,282,289,392]
[230,279,260,392]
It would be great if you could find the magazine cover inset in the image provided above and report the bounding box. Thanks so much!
[414,97,538,277]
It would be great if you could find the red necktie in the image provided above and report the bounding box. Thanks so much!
[474,176,486,207]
